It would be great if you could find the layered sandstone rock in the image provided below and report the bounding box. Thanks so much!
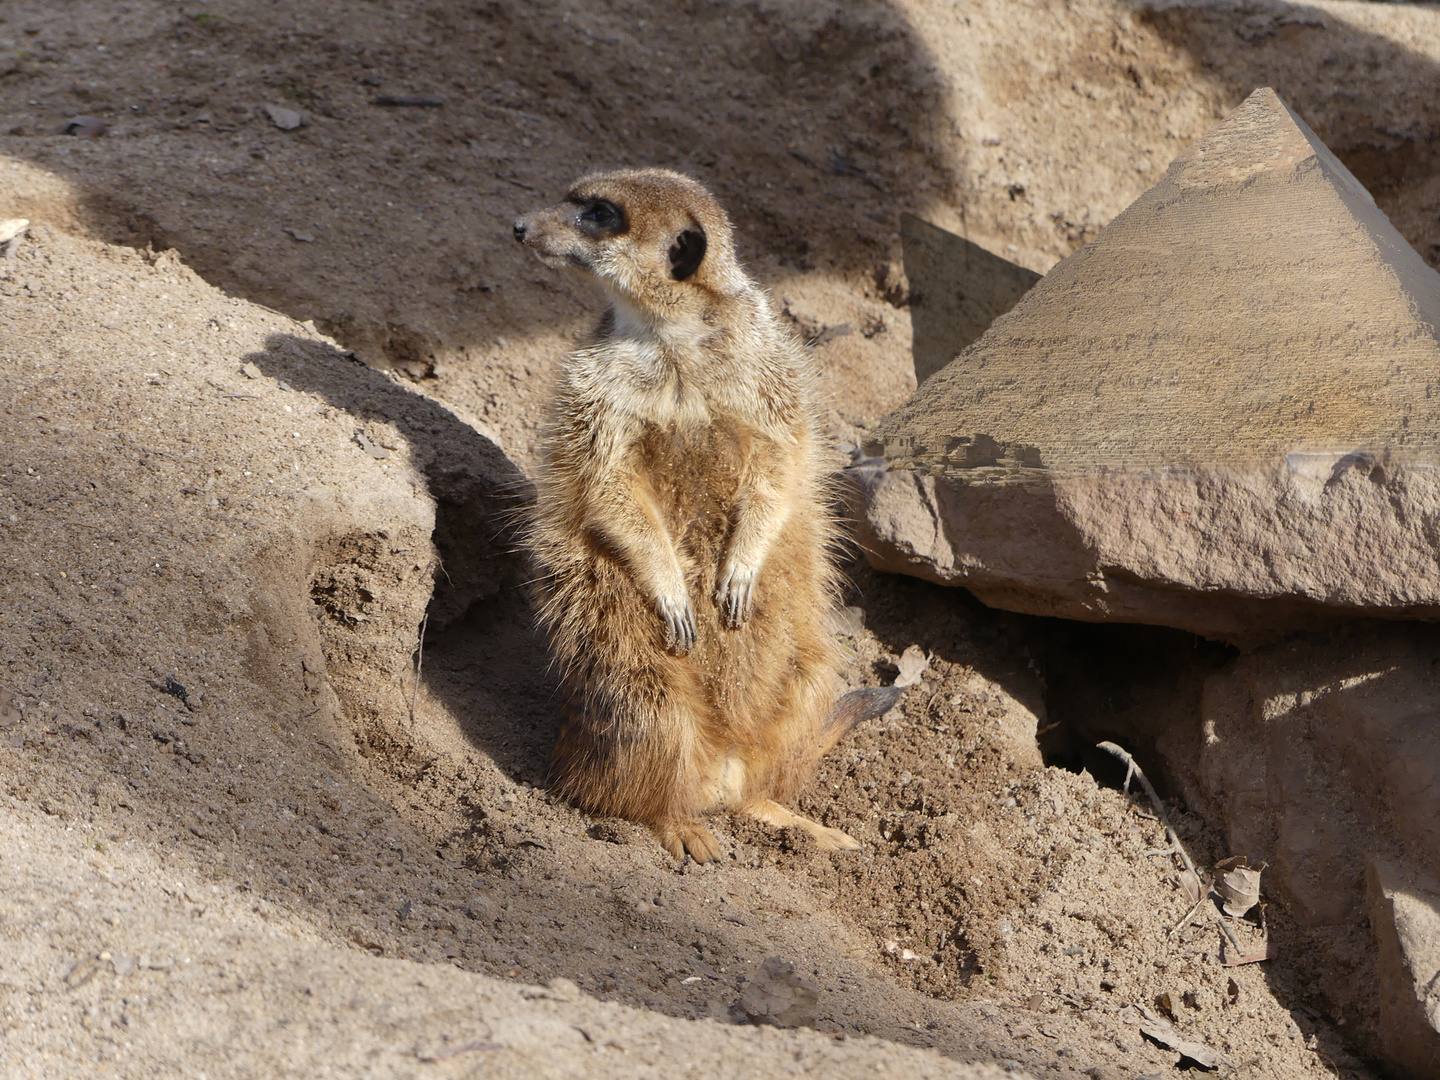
[855,87,1440,645]
[1174,623,1440,1074]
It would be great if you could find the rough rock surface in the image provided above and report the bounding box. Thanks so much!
[1192,626,1440,931]
[856,88,1440,644]
[1366,861,1440,1080]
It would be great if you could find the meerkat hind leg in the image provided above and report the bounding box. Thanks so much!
[743,800,862,852]
[654,819,722,864]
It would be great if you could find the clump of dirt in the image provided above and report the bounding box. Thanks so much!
[5,0,1439,1076]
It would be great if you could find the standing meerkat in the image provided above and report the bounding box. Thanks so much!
[513,168,898,862]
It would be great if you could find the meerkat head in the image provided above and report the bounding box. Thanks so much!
[512,168,742,319]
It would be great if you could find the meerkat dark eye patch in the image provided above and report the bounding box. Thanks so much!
[668,227,707,281]
[574,198,627,237]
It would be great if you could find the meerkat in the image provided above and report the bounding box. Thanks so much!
[513,168,899,862]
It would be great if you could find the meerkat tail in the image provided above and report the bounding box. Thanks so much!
[819,686,903,754]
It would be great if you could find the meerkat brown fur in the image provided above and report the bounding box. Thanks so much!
[513,169,898,862]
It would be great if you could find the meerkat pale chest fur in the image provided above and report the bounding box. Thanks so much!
[513,168,898,862]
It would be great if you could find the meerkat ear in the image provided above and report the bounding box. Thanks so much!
[668,226,707,282]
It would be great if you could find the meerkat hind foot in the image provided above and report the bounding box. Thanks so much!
[744,800,862,852]
[654,819,722,864]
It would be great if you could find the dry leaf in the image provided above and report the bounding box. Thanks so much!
[893,645,929,688]
[1137,1006,1233,1070]
[1178,869,1203,903]
[1214,855,1266,917]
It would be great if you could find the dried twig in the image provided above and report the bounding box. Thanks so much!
[1097,741,1197,878]
[1096,741,1244,954]
[1169,894,1209,936]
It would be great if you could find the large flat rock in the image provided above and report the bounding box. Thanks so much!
[855,88,1440,643]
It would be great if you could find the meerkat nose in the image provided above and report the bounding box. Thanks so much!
[512,220,529,243]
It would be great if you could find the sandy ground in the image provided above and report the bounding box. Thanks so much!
[2,0,1438,1076]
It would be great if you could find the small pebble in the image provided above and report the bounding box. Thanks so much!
[263,104,305,131]
[62,115,107,137]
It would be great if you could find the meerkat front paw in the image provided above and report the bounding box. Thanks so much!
[657,594,697,655]
[714,564,758,629]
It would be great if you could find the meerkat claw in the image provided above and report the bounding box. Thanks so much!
[715,565,757,628]
[659,595,697,655]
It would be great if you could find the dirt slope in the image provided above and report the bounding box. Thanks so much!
[4,0,1439,1076]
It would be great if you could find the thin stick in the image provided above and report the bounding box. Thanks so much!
[1097,741,1197,877]
[408,612,429,726]
[1169,895,1208,937]
[1096,741,1244,954]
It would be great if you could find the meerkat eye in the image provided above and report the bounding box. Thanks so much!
[576,199,626,237]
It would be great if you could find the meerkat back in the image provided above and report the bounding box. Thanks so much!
[514,169,898,862]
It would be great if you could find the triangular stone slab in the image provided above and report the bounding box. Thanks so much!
[879,86,1440,472]
[854,88,1440,642]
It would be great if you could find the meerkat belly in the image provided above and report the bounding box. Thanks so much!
[633,419,745,585]
[632,418,834,803]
